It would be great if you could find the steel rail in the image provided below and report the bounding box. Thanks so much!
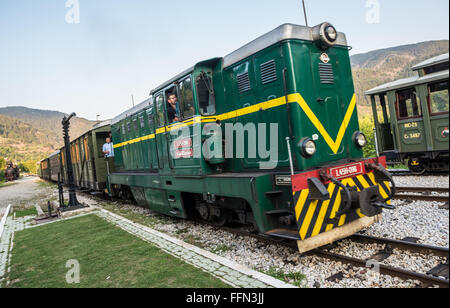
[350,234,449,258]
[394,194,449,203]
[396,187,449,194]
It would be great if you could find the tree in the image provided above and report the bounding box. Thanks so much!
[359,117,377,158]
[0,157,5,170]
[0,157,5,182]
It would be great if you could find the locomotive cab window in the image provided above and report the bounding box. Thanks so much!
[178,77,195,119]
[396,89,422,120]
[165,86,180,124]
[196,71,216,115]
[155,94,165,128]
[428,81,449,115]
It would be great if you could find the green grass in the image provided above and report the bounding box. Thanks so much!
[36,180,57,188]
[0,181,16,188]
[99,201,175,228]
[14,207,38,218]
[211,244,234,254]
[6,215,230,288]
[388,164,408,170]
[265,267,307,288]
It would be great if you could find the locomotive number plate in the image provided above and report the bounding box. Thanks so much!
[329,162,364,180]
[275,175,292,186]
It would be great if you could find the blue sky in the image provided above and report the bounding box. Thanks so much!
[0,0,448,120]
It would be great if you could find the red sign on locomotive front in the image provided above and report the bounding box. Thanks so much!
[329,162,364,179]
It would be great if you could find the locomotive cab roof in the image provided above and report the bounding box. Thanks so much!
[222,23,348,68]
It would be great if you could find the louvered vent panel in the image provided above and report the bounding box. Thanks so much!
[237,73,251,93]
[319,63,334,84]
[260,60,277,84]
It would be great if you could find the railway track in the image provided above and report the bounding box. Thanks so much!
[390,169,449,177]
[395,186,449,203]
[214,225,449,288]
[390,169,413,176]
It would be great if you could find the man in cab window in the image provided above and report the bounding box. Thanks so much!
[167,93,180,123]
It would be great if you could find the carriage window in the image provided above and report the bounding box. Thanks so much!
[179,77,195,119]
[196,72,216,115]
[374,95,386,124]
[83,138,89,161]
[133,119,138,131]
[139,116,145,128]
[396,89,422,119]
[127,122,131,133]
[155,94,165,128]
[147,108,154,127]
[121,124,126,135]
[429,81,449,115]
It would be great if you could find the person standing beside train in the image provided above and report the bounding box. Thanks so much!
[103,137,115,158]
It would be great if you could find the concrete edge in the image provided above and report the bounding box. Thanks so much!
[99,209,297,289]
[0,204,11,240]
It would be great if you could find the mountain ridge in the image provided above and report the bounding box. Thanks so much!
[350,39,449,113]
[0,107,97,166]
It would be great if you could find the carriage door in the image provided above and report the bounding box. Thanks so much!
[154,93,170,171]
[146,106,159,170]
[427,81,449,153]
[395,88,426,154]
[169,76,201,173]
[371,94,394,154]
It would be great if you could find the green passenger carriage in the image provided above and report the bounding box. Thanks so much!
[366,53,449,174]
[108,22,396,253]
[62,121,114,191]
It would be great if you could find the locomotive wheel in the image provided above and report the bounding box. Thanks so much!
[408,159,426,175]
[210,208,230,227]
[196,203,210,221]
[119,189,131,201]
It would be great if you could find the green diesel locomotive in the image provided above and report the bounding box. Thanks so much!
[107,22,396,253]
[366,53,449,175]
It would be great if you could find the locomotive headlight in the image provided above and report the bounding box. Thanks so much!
[354,132,367,148]
[312,22,338,49]
[300,138,317,157]
[325,25,337,42]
